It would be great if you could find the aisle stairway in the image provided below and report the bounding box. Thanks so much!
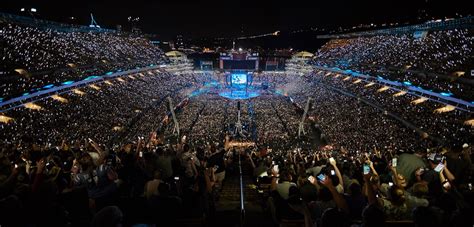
[211,156,274,227]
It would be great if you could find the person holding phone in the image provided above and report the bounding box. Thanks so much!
[328,156,344,193]
[208,147,226,190]
[270,169,296,200]
[420,153,456,195]
[389,162,408,189]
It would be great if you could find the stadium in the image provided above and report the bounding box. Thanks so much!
[0,1,473,227]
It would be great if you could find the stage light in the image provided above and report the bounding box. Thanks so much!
[15,69,28,75]
[24,102,42,111]
[411,97,428,105]
[30,8,37,12]
[62,81,74,85]
[377,86,390,92]
[104,81,113,85]
[393,91,407,97]
[89,84,100,90]
[117,78,126,82]
[465,119,474,126]
[0,115,14,124]
[72,89,85,96]
[452,71,464,77]
[365,82,375,87]
[43,84,54,89]
[51,94,68,103]
[434,105,455,113]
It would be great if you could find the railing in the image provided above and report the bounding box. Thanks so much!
[238,152,245,226]
[313,66,473,112]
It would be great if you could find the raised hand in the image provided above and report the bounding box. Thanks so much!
[37,159,46,174]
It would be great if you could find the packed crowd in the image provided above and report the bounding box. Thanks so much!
[306,71,473,147]
[249,139,473,227]
[315,29,474,75]
[313,29,474,100]
[0,20,166,98]
[0,68,472,226]
[0,70,196,146]
[0,17,473,225]
[0,130,232,226]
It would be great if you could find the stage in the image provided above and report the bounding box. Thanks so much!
[218,89,260,100]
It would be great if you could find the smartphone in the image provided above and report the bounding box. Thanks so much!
[418,168,425,175]
[139,151,143,158]
[273,165,279,173]
[434,163,444,172]
[442,181,451,189]
[14,164,19,169]
[174,176,179,181]
[330,170,336,175]
[214,165,219,170]
[388,182,394,187]
[317,173,326,182]
[392,158,397,167]
[329,157,335,163]
[272,161,275,165]
[363,164,370,174]
[308,176,314,182]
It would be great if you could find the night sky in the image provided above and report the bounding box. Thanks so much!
[1,0,472,40]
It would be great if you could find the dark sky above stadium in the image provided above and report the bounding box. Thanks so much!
[1,0,471,40]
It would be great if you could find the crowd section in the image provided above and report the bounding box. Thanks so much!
[0,20,166,98]
[0,69,472,226]
[0,16,473,225]
[313,29,474,100]
[306,71,473,147]
[250,139,473,227]
[0,70,195,147]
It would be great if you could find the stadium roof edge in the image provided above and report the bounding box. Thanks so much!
[317,16,474,39]
[0,12,115,33]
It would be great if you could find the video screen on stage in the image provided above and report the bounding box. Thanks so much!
[231,74,247,85]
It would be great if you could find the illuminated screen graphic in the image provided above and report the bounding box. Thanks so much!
[231,74,247,85]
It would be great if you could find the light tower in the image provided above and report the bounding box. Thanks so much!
[298,97,312,137]
[89,13,101,28]
[234,101,244,136]
[168,97,180,138]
